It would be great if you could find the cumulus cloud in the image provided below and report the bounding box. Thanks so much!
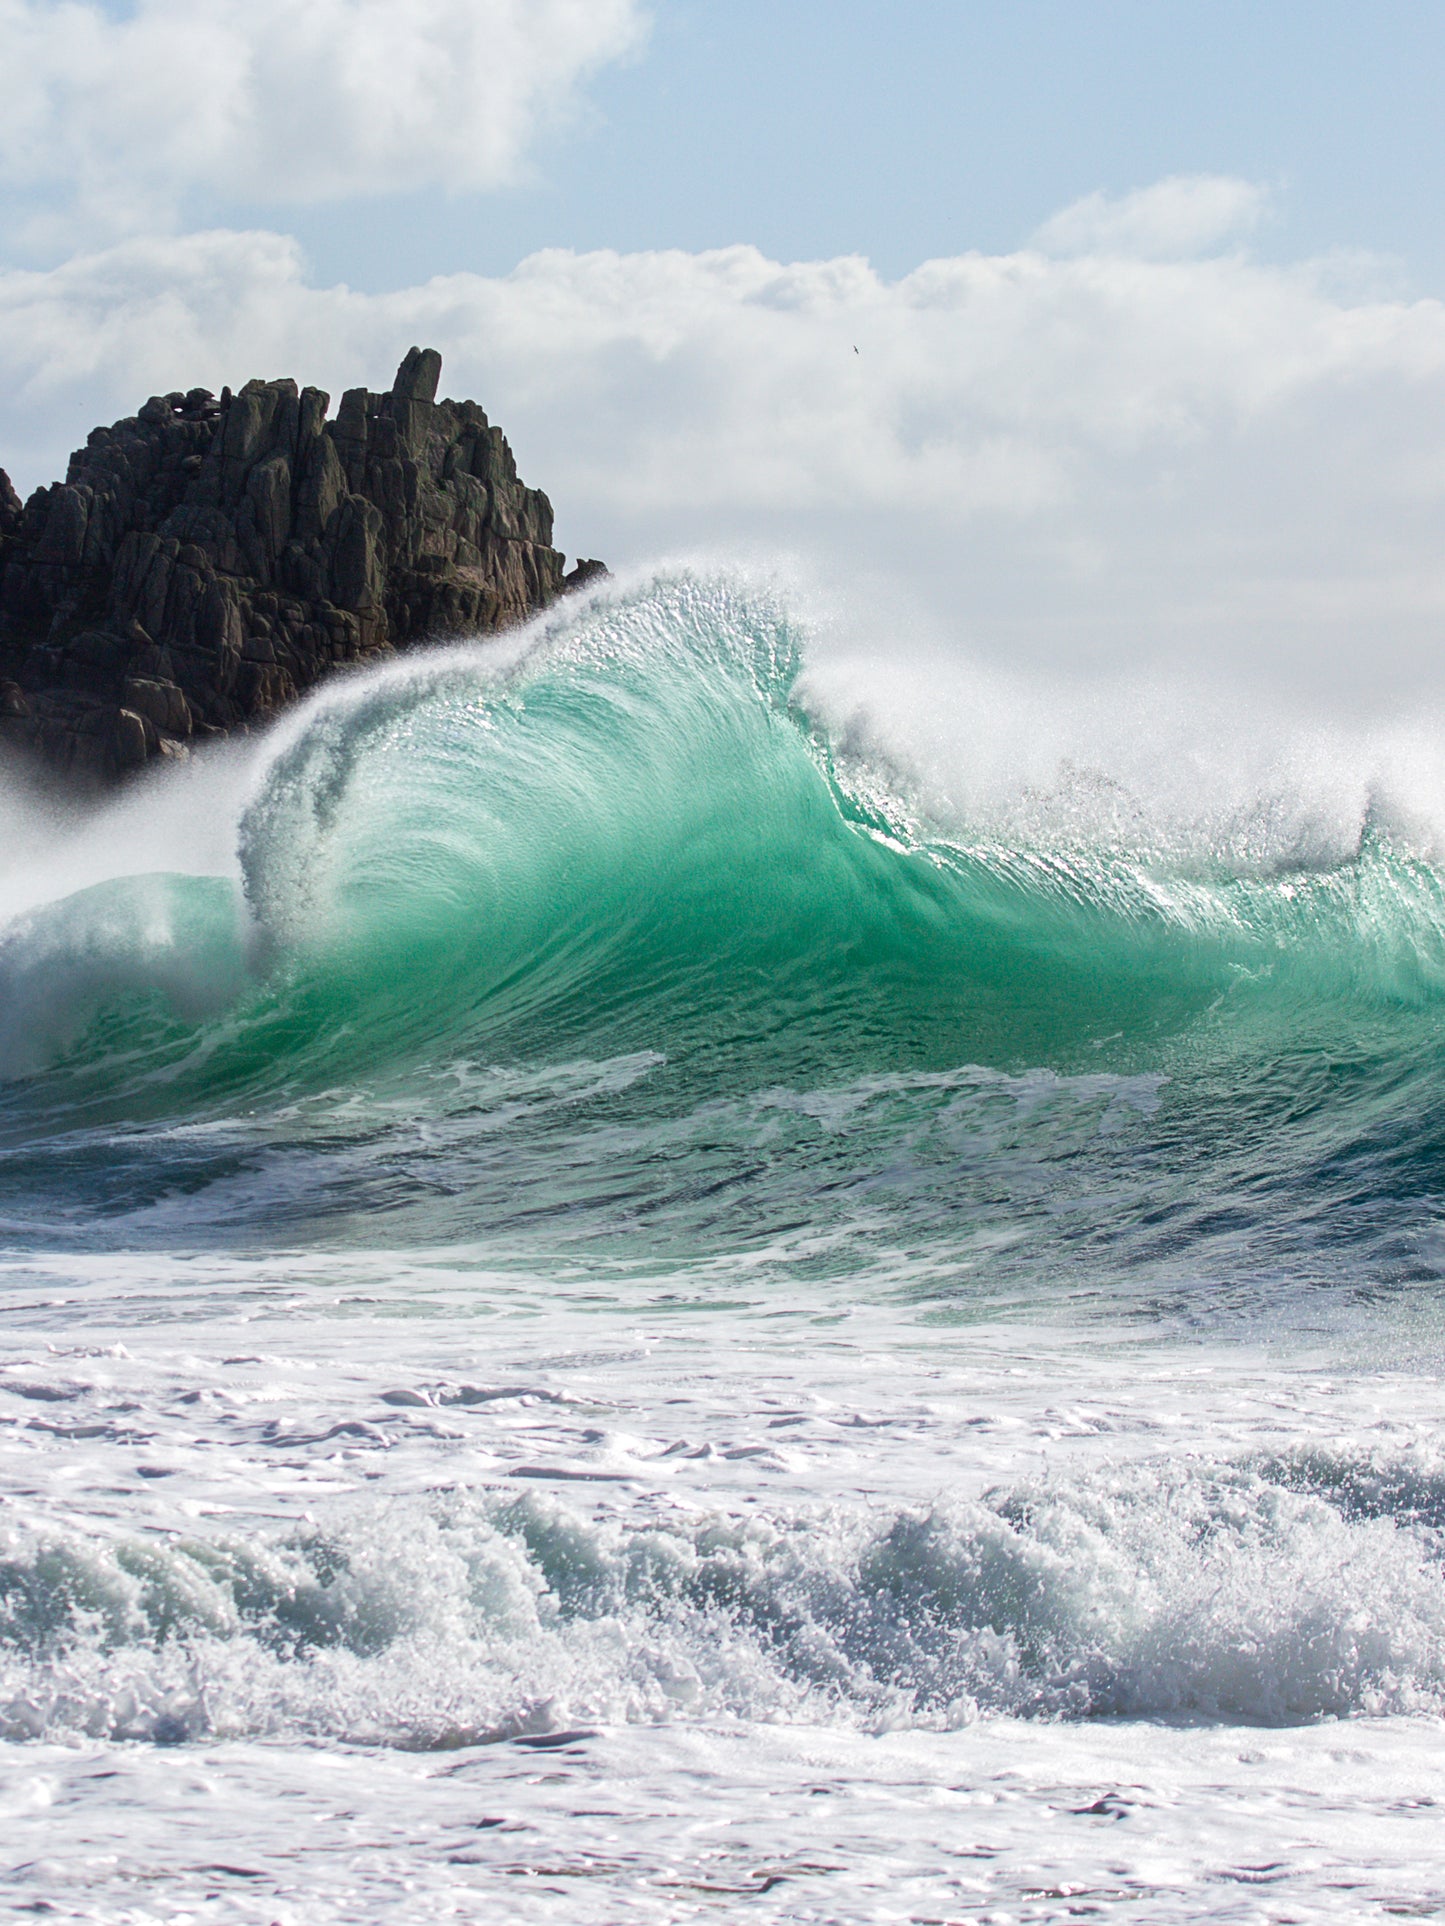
[1033,176,1268,260]
[0,0,647,238]
[4,183,1445,706]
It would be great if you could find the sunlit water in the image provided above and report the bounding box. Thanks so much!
[3,574,1445,1921]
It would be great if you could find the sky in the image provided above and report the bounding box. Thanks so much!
[4,0,1445,713]
[236,0,1445,292]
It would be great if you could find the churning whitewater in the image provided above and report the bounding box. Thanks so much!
[5,573,1445,1922]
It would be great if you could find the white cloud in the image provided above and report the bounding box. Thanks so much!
[1032,175,1268,260]
[0,0,647,238]
[4,186,1445,708]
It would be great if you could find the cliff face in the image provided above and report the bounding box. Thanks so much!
[0,348,603,782]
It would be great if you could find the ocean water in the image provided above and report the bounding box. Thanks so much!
[3,573,1445,1921]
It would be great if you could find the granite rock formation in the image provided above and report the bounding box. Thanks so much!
[0,348,605,782]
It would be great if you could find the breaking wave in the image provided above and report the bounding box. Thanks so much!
[0,572,1443,1293]
[5,1447,1445,1745]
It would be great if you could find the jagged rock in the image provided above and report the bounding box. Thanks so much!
[0,472,22,537]
[113,708,152,769]
[0,350,606,783]
[563,557,609,593]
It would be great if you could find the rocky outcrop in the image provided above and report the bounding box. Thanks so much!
[0,348,604,782]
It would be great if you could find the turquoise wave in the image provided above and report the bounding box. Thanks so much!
[1,574,1444,1289]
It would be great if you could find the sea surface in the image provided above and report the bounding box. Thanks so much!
[3,573,1445,1921]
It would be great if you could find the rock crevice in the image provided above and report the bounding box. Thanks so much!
[0,350,604,781]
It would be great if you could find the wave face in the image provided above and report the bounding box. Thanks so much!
[1,573,1445,1299]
